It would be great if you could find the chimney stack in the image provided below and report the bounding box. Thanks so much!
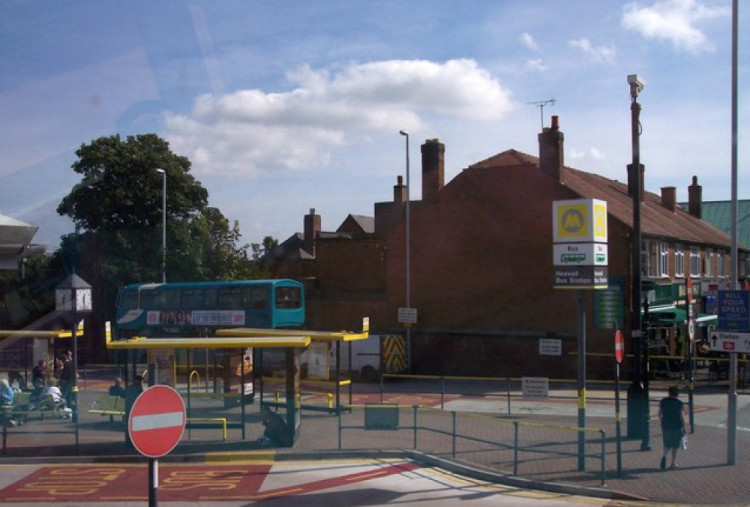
[393,175,407,205]
[538,115,564,181]
[688,176,702,219]
[304,208,321,255]
[661,186,677,212]
[421,139,445,202]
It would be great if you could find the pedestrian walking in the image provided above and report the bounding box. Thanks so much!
[658,385,687,470]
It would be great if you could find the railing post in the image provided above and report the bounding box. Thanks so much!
[507,377,512,414]
[600,429,607,486]
[513,421,519,475]
[413,405,418,450]
[451,411,456,458]
[338,407,342,450]
[441,374,445,410]
[380,375,384,403]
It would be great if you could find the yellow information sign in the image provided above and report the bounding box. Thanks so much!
[553,199,608,243]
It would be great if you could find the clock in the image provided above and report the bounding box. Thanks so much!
[76,288,93,312]
[55,289,73,312]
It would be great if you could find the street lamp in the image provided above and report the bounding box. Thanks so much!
[399,130,411,371]
[155,168,166,283]
[625,74,650,450]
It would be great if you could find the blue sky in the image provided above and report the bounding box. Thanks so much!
[1,0,747,249]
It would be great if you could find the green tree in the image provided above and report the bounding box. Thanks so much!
[56,134,262,359]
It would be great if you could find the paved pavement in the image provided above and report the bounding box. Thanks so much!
[1,380,749,505]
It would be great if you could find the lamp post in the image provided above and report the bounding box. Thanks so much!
[55,273,92,452]
[399,130,411,371]
[625,74,650,450]
[156,169,167,283]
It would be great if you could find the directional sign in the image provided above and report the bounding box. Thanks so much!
[128,385,186,458]
[709,331,750,354]
[553,266,608,290]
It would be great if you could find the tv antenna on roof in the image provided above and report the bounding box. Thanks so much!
[527,99,556,129]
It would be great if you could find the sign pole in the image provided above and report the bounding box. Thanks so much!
[614,326,624,477]
[577,290,586,471]
[147,363,157,507]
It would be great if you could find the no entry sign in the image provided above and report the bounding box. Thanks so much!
[614,330,624,364]
[128,385,186,458]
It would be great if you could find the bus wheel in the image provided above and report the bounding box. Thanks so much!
[359,365,379,383]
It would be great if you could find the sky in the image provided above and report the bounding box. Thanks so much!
[1,0,747,250]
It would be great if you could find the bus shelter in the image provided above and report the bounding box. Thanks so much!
[106,318,369,447]
[216,318,370,415]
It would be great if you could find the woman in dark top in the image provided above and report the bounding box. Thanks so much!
[658,385,687,470]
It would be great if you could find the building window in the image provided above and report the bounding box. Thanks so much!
[705,248,714,277]
[717,249,726,277]
[675,244,685,278]
[642,240,659,278]
[689,246,701,277]
[660,242,669,278]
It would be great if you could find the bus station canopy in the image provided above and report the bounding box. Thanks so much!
[105,318,370,350]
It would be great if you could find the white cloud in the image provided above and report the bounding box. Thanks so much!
[165,59,515,177]
[568,38,616,63]
[520,32,539,51]
[622,0,729,54]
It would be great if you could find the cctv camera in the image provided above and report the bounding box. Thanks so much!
[627,74,645,89]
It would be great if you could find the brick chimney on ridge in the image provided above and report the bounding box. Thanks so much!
[421,139,445,202]
[304,208,321,256]
[661,186,677,212]
[538,115,565,182]
[688,176,702,219]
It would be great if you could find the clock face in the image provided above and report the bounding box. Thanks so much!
[55,289,73,312]
[76,289,92,312]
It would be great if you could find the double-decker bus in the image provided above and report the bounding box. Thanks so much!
[114,279,305,401]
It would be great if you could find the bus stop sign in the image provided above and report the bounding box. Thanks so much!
[128,385,186,458]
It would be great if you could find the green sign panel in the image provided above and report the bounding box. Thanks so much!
[594,276,625,329]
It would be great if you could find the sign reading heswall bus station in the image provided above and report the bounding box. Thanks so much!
[552,199,608,290]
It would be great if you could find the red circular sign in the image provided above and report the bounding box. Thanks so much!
[614,330,624,364]
[128,385,186,458]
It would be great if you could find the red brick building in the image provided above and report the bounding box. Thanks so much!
[268,116,746,379]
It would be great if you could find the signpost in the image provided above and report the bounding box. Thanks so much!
[552,198,608,472]
[614,328,624,476]
[128,385,186,507]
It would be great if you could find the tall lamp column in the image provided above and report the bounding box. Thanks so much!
[156,169,167,283]
[399,130,411,371]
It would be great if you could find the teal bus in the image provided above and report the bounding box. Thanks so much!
[114,279,305,402]
[114,279,305,338]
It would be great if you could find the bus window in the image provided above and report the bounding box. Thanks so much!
[245,287,267,309]
[218,287,244,309]
[162,289,180,309]
[118,290,138,310]
[182,289,205,309]
[140,290,162,310]
[275,286,301,309]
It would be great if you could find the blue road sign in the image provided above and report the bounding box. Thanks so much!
[717,290,750,331]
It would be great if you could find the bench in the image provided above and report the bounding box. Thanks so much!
[273,389,334,412]
[88,395,125,423]
[185,417,229,441]
[4,392,62,422]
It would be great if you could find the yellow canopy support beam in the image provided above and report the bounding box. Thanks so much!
[216,317,370,342]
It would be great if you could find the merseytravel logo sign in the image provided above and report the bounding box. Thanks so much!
[553,199,608,243]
